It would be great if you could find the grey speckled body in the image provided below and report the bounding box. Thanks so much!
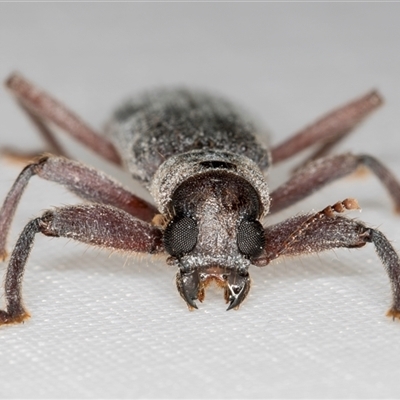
[106,88,271,184]
[106,88,272,309]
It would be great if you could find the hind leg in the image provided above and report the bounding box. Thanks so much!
[271,90,382,164]
[4,72,122,165]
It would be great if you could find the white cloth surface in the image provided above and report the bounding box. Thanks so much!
[1,3,400,398]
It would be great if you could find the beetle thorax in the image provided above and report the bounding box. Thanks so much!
[149,149,270,217]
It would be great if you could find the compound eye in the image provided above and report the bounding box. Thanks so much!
[164,216,198,257]
[237,220,265,258]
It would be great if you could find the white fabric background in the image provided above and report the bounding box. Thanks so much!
[1,3,400,398]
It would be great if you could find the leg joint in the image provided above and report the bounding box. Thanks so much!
[37,211,58,237]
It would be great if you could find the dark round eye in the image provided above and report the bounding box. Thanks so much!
[237,220,265,258]
[164,216,198,257]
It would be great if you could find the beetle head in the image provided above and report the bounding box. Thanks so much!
[163,170,265,310]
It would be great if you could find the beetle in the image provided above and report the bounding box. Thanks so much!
[1,72,400,325]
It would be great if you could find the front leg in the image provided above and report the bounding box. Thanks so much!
[0,204,164,326]
[254,199,400,319]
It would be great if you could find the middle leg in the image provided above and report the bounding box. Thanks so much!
[0,155,159,259]
[269,153,400,214]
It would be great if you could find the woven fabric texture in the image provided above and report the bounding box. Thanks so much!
[1,3,400,398]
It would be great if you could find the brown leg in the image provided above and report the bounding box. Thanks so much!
[1,100,68,163]
[253,199,400,319]
[0,155,159,260]
[0,204,164,326]
[291,128,351,173]
[271,90,383,164]
[5,72,122,165]
[269,153,400,214]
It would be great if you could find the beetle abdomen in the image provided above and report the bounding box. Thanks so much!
[107,88,270,184]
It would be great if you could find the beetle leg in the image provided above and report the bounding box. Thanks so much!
[271,90,382,164]
[0,155,159,260]
[1,100,68,163]
[269,152,400,214]
[0,204,164,326]
[253,199,400,320]
[4,72,122,165]
[290,128,353,173]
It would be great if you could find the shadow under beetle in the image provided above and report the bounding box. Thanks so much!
[1,72,400,325]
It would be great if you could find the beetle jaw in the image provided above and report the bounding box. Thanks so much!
[176,264,251,311]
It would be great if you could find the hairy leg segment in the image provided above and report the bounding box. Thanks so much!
[253,199,400,319]
[0,204,164,325]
